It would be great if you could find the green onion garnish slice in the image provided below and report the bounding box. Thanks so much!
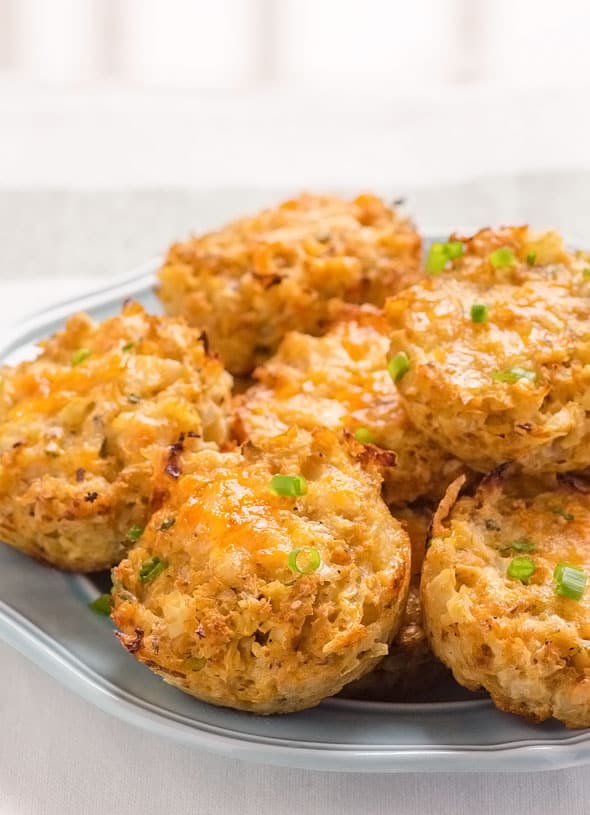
[72,348,91,366]
[122,341,134,351]
[492,366,536,384]
[88,594,112,616]
[526,252,537,266]
[127,524,144,542]
[270,474,308,497]
[288,546,321,575]
[554,563,587,600]
[159,517,176,531]
[139,556,167,583]
[354,427,374,444]
[510,539,536,552]
[388,352,410,383]
[583,269,590,279]
[425,241,464,275]
[489,247,516,268]
[550,506,574,521]
[183,656,207,671]
[470,303,488,323]
[507,556,535,583]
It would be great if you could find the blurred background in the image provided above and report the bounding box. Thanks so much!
[6,0,589,90]
[1,0,590,189]
[1,0,590,289]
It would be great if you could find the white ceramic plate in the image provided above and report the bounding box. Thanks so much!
[1,254,590,773]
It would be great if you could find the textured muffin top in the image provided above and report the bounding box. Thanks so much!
[386,226,590,473]
[0,302,232,570]
[235,306,465,504]
[423,470,590,727]
[158,193,421,375]
[112,426,410,713]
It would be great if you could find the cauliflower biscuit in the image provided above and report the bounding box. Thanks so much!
[234,307,465,505]
[423,470,590,727]
[386,226,590,473]
[0,303,232,571]
[158,193,421,375]
[112,427,411,714]
[341,503,448,701]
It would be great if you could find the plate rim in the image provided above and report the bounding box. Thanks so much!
[3,600,590,773]
[1,251,590,773]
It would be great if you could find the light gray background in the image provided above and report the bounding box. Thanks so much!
[1,173,589,282]
[0,177,589,814]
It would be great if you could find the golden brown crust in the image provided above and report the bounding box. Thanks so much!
[422,471,590,727]
[341,503,448,701]
[430,474,468,538]
[112,426,411,714]
[386,226,590,473]
[158,193,421,375]
[234,307,466,504]
[0,303,233,571]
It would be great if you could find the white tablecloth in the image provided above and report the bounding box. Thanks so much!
[5,640,590,815]
[1,642,588,815]
[1,186,590,814]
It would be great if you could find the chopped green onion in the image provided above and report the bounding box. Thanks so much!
[507,556,535,583]
[270,474,308,497]
[388,352,410,383]
[510,539,536,553]
[122,341,134,351]
[526,252,537,266]
[288,546,321,575]
[159,517,176,531]
[88,594,111,616]
[354,427,374,444]
[183,656,207,671]
[72,348,91,366]
[489,247,516,268]
[426,241,464,275]
[554,563,587,601]
[583,268,590,279]
[550,506,575,522]
[492,366,536,384]
[127,393,141,404]
[470,303,488,323]
[139,556,167,583]
[127,524,144,542]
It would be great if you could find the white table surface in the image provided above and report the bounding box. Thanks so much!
[1,183,590,814]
